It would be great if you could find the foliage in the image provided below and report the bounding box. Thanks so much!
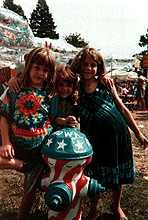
[29,0,59,39]
[3,0,28,20]
[64,33,89,48]
[138,31,148,55]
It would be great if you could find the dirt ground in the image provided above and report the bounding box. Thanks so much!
[0,110,148,220]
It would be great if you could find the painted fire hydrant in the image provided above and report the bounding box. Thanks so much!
[41,127,105,220]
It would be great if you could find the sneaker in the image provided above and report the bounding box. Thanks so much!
[23,162,43,196]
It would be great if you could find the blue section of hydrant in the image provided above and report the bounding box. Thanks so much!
[88,179,106,197]
[44,182,72,211]
[41,127,93,160]
[45,179,106,212]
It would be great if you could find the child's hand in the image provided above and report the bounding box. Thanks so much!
[136,133,148,150]
[8,77,20,93]
[143,139,148,150]
[54,116,78,128]
[0,144,15,159]
[66,116,77,128]
[143,138,148,150]
[100,75,114,89]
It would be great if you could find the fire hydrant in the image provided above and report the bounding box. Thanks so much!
[41,127,105,220]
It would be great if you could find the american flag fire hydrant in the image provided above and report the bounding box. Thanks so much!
[41,127,105,220]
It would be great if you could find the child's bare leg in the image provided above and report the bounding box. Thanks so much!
[16,187,36,220]
[87,195,100,220]
[112,185,127,219]
[0,156,23,170]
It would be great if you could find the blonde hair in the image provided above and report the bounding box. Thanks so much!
[70,46,107,79]
[53,64,79,105]
[20,47,56,95]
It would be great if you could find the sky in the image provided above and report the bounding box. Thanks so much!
[0,0,148,58]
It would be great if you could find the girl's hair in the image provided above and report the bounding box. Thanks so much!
[20,47,56,95]
[53,64,79,105]
[70,46,107,79]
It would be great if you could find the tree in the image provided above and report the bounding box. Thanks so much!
[29,0,59,39]
[3,0,28,20]
[64,33,89,48]
[138,31,148,55]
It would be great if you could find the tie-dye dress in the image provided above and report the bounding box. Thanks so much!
[78,83,136,189]
[0,87,52,163]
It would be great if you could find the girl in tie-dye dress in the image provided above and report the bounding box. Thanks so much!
[70,47,148,220]
[0,47,56,220]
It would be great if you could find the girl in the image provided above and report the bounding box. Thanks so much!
[70,47,148,220]
[0,47,56,220]
[51,64,79,130]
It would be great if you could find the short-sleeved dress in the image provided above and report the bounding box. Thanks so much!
[0,87,52,163]
[78,82,136,189]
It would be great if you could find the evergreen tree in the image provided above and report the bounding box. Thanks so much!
[3,0,28,20]
[138,32,148,55]
[30,0,59,39]
[64,33,89,48]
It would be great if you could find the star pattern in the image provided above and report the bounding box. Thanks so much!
[15,90,44,120]
[46,138,53,147]
[85,138,91,146]
[57,140,67,151]
[75,141,84,150]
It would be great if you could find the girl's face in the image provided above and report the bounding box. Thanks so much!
[80,54,98,80]
[57,78,74,98]
[29,63,49,88]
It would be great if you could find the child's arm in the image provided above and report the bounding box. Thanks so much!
[55,116,78,128]
[112,85,148,149]
[8,77,20,93]
[100,75,114,89]
[0,117,15,158]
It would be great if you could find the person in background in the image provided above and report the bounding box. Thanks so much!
[70,47,148,220]
[121,84,129,103]
[129,82,136,96]
[144,79,148,110]
[0,47,56,220]
[115,82,121,94]
[135,71,146,110]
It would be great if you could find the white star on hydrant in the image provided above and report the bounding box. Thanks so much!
[46,138,53,147]
[57,139,67,151]
[75,140,84,150]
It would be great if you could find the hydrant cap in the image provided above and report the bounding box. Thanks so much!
[44,182,72,211]
[41,127,93,160]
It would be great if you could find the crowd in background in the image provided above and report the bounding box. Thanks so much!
[114,71,148,110]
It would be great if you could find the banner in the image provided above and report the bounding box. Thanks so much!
[143,55,148,68]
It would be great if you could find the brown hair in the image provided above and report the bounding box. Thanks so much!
[70,46,107,79]
[53,64,79,105]
[20,47,56,95]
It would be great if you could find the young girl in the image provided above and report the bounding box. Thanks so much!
[51,64,79,130]
[0,46,56,220]
[70,47,148,220]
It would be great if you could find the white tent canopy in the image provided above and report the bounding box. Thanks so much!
[107,69,138,81]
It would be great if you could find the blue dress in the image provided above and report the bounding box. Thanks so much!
[0,87,52,163]
[78,83,136,189]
